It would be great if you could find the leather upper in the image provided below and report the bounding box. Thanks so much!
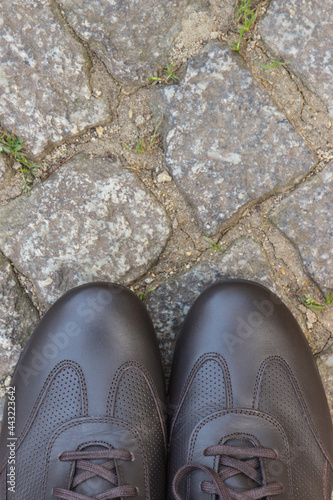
[168,280,333,500]
[0,282,166,500]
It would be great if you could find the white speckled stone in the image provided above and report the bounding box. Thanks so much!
[147,237,275,377]
[0,157,6,183]
[57,0,188,86]
[0,252,38,345]
[270,164,333,291]
[0,0,109,157]
[151,42,316,234]
[210,0,235,31]
[259,0,333,116]
[0,153,171,305]
[0,341,21,382]
[0,252,39,380]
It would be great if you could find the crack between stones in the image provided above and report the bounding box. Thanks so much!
[314,329,333,357]
[179,227,198,251]
[3,1,331,344]
[51,0,148,131]
[137,167,320,289]
[0,250,42,317]
[235,4,333,157]
[52,0,159,97]
[50,0,97,91]
[125,224,174,290]
[206,163,316,242]
[265,219,329,297]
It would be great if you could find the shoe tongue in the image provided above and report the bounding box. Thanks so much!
[223,437,260,493]
[73,444,115,497]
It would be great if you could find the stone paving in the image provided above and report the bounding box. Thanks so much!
[151,42,315,233]
[0,0,332,429]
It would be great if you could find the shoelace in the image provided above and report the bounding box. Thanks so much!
[173,444,284,500]
[53,449,138,500]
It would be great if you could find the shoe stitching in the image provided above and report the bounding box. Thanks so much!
[0,360,88,474]
[169,353,232,500]
[107,360,167,451]
[323,460,329,500]
[108,361,167,498]
[253,355,333,470]
[169,352,233,451]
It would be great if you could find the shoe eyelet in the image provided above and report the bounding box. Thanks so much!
[130,452,135,462]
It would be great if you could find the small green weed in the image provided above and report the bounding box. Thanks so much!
[301,292,333,310]
[149,116,163,148]
[148,62,179,86]
[139,286,157,300]
[135,138,145,153]
[164,63,179,82]
[229,0,258,51]
[123,117,163,154]
[301,293,333,310]
[301,294,325,310]
[255,59,291,70]
[203,236,225,252]
[0,132,41,191]
[326,293,333,305]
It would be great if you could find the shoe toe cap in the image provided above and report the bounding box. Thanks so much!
[169,280,333,461]
[4,283,165,446]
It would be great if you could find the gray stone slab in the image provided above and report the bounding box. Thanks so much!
[259,0,333,116]
[0,253,39,346]
[0,253,39,380]
[147,237,274,377]
[0,343,21,382]
[0,0,109,157]
[151,42,316,234]
[210,0,235,32]
[270,165,333,291]
[0,156,16,194]
[0,157,6,184]
[0,153,171,306]
[58,0,189,87]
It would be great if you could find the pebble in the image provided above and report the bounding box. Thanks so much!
[157,172,172,183]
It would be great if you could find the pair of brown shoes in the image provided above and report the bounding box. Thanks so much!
[0,280,332,499]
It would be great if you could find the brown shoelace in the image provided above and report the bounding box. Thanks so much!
[173,444,284,500]
[53,449,138,500]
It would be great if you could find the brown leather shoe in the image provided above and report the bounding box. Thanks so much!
[0,283,166,500]
[168,280,333,500]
